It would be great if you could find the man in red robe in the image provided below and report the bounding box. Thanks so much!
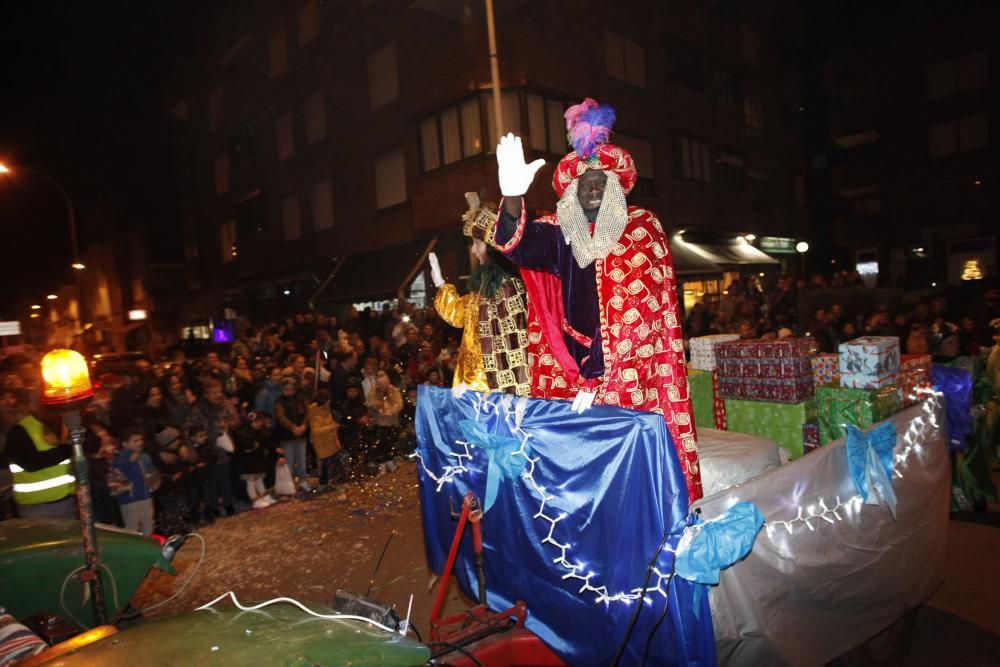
[490,98,702,502]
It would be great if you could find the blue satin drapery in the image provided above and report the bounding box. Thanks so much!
[416,386,715,666]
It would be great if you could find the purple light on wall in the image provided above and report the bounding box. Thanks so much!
[212,326,233,343]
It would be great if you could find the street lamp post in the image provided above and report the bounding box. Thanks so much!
[796,241,810,278]
[0,162,88,333]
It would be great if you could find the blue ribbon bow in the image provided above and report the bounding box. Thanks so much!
[846,422,898,518]
[458,419,529,513]
[675,501,764,586]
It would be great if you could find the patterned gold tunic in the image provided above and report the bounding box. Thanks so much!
[434,277,531,396]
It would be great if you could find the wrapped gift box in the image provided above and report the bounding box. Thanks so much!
[811,353,840,387]
[716,338,818,360]
[688,368,716,430]
[838,336,900,389]
[802,422,820,454]
[724,398,817,459]
[817,384,903,444]
[689,367,728,430]
[900,354,932,406]
[689,334,740,371]
[716,338,816,403]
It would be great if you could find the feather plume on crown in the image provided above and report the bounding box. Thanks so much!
[564,98,616,160]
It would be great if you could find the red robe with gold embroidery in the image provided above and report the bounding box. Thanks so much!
[496,204,702,502]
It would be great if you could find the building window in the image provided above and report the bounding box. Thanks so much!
[304,90,326,144]
[604,30,646,88]
[310,180,334,231]
[959,112,989,152]
[208,87,224,131]
[929,113,989,157]
[744,96,763,134]
[220,220,237,263]
[616,133,655,196]
[296,0,319,46]
[214,154,229,195]
[927,50,989,99]
[835,129,879,149]
[710,65,740,108]
[132,276,145,303]
[375,148,406,209]
[665,40,704,92]
[368,42,399,110]
[526,93,568,154]
[268,29,287,78]
[840,185,882,216]
[275,111,295,161]
[673,134,712,183]
[281,193,302,241]
[420,97,484,172]
[714,152,744,191]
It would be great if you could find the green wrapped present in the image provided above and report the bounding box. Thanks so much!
[724,398,817,459]
[816,384,902,445]
[688,368,717,430]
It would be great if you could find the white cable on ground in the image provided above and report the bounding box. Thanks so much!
[195,591,403,635]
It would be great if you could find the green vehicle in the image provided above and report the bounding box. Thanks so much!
[0,519,429,666]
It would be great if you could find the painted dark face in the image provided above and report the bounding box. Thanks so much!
[577,170,607,212]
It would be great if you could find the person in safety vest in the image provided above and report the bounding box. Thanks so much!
[5,388,76,519]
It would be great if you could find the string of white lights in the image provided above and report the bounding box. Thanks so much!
[763,395,943,538]
[415,392,675,606]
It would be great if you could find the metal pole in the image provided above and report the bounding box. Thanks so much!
[65,409,108,625]
[19,166,87,334]
[485,0,504,142]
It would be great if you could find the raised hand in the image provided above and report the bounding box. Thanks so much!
[428,252,445,288]
[497,133,545,197]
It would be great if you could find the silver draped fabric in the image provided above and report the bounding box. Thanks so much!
[694,397,949,666]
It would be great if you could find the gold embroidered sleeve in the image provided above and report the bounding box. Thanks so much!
[434,283,470,329]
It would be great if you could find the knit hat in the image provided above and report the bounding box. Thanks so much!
[154,426,180,449]
[552,98,637,198]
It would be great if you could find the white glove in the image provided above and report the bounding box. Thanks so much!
[451,382,470,399]
[428,252,445,288]
[571,390,596,414]
[497,133,545,197]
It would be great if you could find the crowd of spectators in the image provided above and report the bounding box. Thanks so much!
[2,274,998,535]
[0,304,460,535]
[683,272,1000,357]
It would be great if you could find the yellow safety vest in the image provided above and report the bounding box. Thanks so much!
[10,415,75,505]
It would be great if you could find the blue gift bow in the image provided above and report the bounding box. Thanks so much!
[675,501,764,586]
[846,422,898,518]
[458,419,530,513]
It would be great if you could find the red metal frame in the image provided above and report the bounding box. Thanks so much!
[429,492,565,666]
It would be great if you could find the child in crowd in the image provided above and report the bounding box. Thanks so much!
[113,428,159,536]
[234,412,276,508]
[309,390,349,488]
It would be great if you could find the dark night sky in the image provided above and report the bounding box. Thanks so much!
[0,1,195,317]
